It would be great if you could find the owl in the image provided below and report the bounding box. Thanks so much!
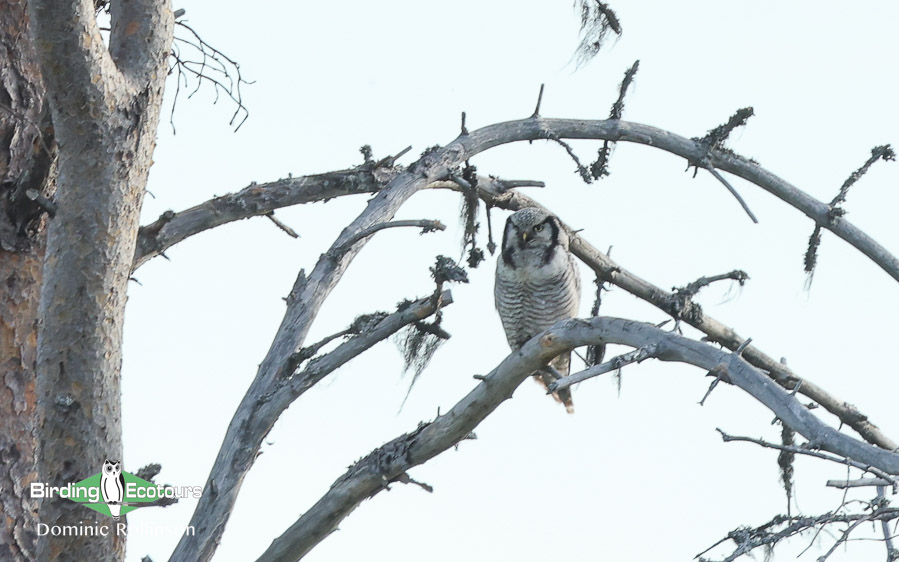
[101,459,125,520]
[494,207,581,412]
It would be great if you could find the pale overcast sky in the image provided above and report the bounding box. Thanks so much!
[120,2,899,560]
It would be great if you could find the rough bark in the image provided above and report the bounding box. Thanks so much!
[168,291,452,562]
[159,116,899,559]
[0,1,55,559]
[169,142,464,561]
[133,165,398,270]
[138,118,899,451]
[463,179,898,451]
[0,0,55,254]
[257,317,899,561]
[0,247,42,562]
[25,0,173,559]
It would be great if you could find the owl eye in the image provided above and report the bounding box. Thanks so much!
[534,224,544,232]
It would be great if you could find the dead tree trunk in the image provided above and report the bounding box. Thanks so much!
[0,1,55,560]
[19,0,173,559]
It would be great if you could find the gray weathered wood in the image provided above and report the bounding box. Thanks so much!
[138,120,898,452]
[257,317,899,561]
[468,179,897,451]
[133,166,400,270]
[169,289,453,562]
[27,0,173,559]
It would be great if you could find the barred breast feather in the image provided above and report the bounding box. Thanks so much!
[494,223,581,413]
[494,255,580,350]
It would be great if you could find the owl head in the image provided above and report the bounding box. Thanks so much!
[103,459,122,476]
[501,207,568,267]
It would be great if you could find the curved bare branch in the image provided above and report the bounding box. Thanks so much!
[255,316,899,561]
[481,118,899,283]
[133,165,398,270]
[169,290,452,562]
[142,119,898,449]
[146,118,899,283]
[170,132,480,562]
[470,178,897,451]
[168,116,898,560]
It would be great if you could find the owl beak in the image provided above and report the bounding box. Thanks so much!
[519,232,529,245]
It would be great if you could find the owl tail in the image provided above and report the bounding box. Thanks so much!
[533,352,575,414]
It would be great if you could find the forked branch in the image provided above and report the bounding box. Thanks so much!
[170,134,470,561]
[168,20,253,131]
[550,344,657,392]
[133,164,402,270]
[465,177,897,451]
[169,290,453,562]
[163,116,899,561]
[148,118,899,282]
[256,317,899,561]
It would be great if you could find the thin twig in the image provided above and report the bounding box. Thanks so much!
[697,508,899,562]
[264,212,300,238]
[485,204,496,255]
[706,166,759,223]
[328,220,445,259]
[491,178,546,191]
[716,429,899,486]
[168,20,253,132]
[609,60,640,120]
[698,107,755,150]
[805,145,895,278]
[591,61,639,180]
[817,510,880,561]
[373,146,412,169]
[831,145,896,208]
[550,345,656,392]
[878,486,898,561]
[391,473,434,493]
[699,365,730,406]
[826,478,894,490]
[532,83,545,118]
[545,135,592,184]
[446,173,471,190]
[679,269,750,298]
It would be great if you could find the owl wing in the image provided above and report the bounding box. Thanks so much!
[566,250,581,317]
[549,255,580,411]
[567,243,578,283]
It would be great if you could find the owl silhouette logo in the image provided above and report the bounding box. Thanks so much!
[100,459,126,520]
[29,459,203,518]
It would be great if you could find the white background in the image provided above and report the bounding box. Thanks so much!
[119,2,899,560]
